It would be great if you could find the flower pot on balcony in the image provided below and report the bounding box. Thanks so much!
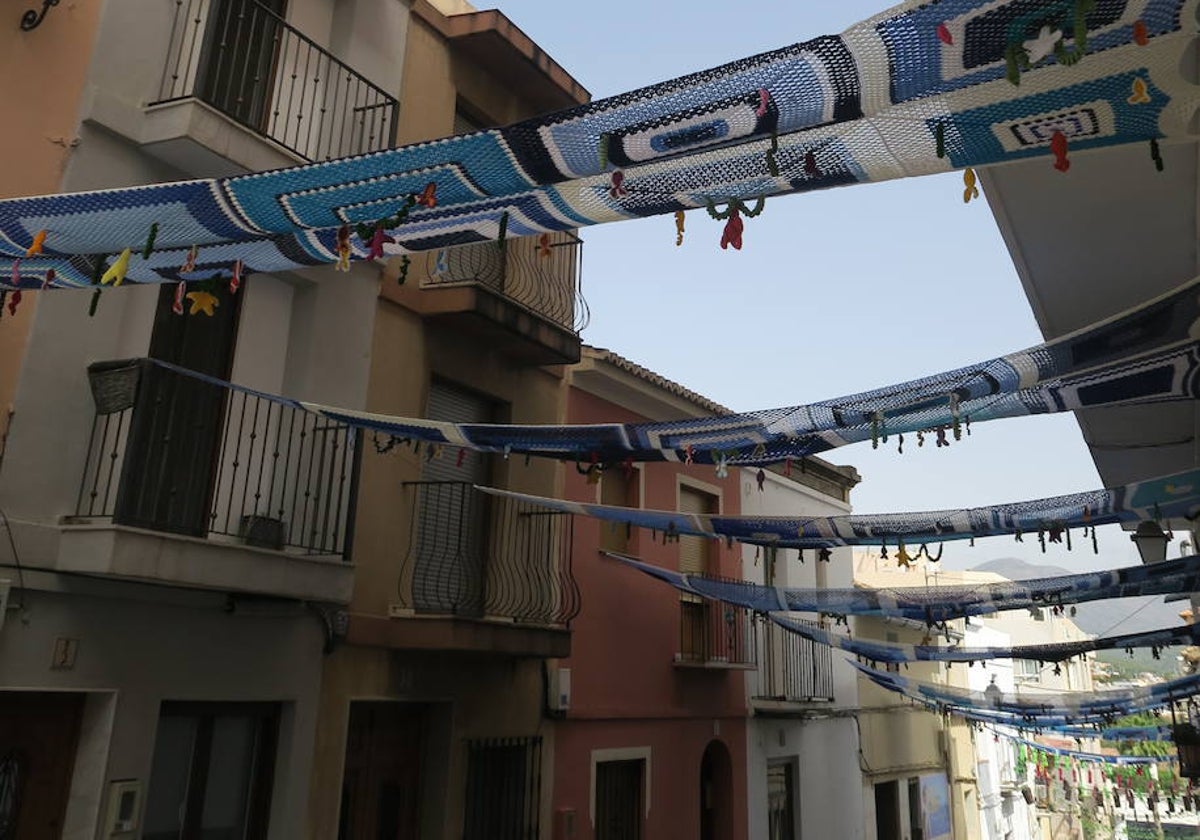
[87,360,143,415]
[239,515,285,551]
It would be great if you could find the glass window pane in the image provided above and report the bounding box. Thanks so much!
[200,715,258,835]
[144,716,199,840]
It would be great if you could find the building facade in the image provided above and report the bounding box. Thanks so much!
[550,347,752,840]
[0,1,588,838]
[739,462,867,840]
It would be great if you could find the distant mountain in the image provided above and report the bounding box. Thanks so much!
[971,557,1191,637]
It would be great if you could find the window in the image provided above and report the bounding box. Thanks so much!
[763,547,780,586]
[1014,659,1041,682]
[413,380,499,616]
[143,703,278,840]
[463,737,541,840]
[595,759,644,840]
[599,468,639,554]
[678,485,718,660]
[767,762,796,840]
[677,485,718,577]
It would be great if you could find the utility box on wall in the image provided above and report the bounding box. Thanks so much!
[548,666,571,712]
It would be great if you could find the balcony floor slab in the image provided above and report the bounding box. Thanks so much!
[346,612,570,658]
[56,522,353,603]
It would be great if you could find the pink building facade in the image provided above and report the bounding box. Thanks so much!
[550,349,750,840]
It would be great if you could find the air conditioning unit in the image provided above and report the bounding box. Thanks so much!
[548,667,571,712]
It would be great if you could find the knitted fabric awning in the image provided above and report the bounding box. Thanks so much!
[607,551,1200,622]
[1009,737,1157,765]
[0,0,1191,286]
[476,463,1200,548]
[1060,724,1172,741]
[308,275,1200,466]
[770,613,1200,664]
[854,661,1200,721]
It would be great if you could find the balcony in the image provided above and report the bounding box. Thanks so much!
[675,594,757,670]
[751,617,835,706]
[143,0,397,171]
[392,232,587,366]
[353,482,578,657]
[67,359,358,602]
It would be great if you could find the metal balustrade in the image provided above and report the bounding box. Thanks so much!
[677,595,757,667]
[398,482,581,625]
[419,232,589,332]
[76,359,358,557]
[154,0,398,161]
[753,616,835,702]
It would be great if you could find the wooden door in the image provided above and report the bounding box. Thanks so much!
[339,703,425,840]
[115,283,241,536]
[199,0,288,130]
[0,692,83,840]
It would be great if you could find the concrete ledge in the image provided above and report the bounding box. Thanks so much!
[750,698,836,717]
[57,524,354,603]
[346,612,571,657]
[82,84,305,177]
[672,656,757,671]
[387,281,581,366]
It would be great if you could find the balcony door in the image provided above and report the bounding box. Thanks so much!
[199,0,287,131]
[413,380,495,616]
[114,283,242,537]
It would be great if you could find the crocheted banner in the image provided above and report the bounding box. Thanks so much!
[1010,737,1158,766]
[310,276,1200,467]
[854,661,1200,722]
[770,613,1200,664]
[1061,725,1173,741]
[477,462,1200,549]
[0,0,1191,287]
[606,551,1200,623]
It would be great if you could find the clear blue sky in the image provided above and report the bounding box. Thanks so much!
[493,0,1152,575]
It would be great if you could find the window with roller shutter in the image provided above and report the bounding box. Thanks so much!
[599,468,639,554]
[678,485,718,661]
[677,485,717,580]
[411,380,498,616]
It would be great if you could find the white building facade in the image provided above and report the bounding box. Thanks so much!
[740,464,867,840]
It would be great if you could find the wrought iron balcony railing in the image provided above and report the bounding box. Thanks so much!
[76,359,359,557]
[419,232,589,333]
[154,0,398,162]
[753,616,835,702]
[398,482,581,626]
[677,592,757,667]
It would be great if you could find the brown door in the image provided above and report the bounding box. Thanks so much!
[115,283,242,537]
[198,0,288,130]
[0,692,84,840]
[339,702,425,840]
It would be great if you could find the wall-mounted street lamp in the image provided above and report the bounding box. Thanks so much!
[1131,520,1173,565]
[19,0,59,32]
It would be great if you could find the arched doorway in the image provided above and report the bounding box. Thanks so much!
[699,740,733,840]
